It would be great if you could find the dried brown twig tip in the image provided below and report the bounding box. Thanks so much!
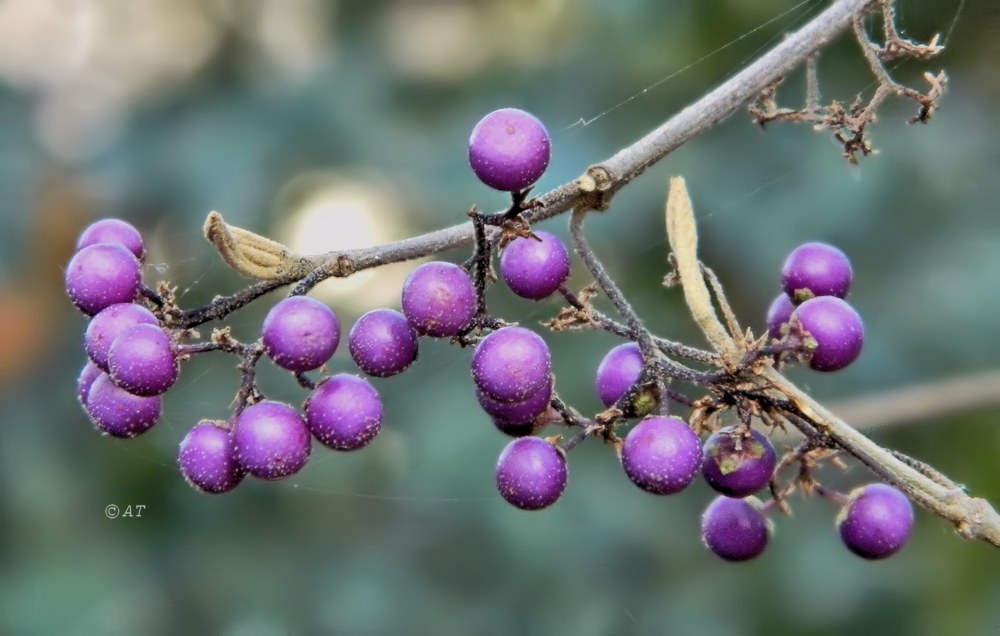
[203,211,316,281]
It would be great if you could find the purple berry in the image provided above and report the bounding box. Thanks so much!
[595,342,643,408]
[77,361,103,406]
[766,293,795,340]
[76,218,145,261]
[781,241,853,303]
[495,436,567,510]
[107,323,179,396]
[232,401,311,480]
[304,374,384,451]
[85,373,161,438]
[85,303,159,371]
[701,496,771,562]
[262,296,340,373]
[702,427,777,498]
[468,108,551,192]
[476,377,552,437]
[791,296,864,372]
[349,309,419,377]
[178,421,245,494]
[838,483,914,560]
[471,326,551,403]
[65,243,142,316]
[621,416,701,495]
[499,231,571,300]
[401,261,476,338]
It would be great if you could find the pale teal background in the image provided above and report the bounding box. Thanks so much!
[1,1,998,634]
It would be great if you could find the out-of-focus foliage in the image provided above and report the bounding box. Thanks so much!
[1,1,999,634]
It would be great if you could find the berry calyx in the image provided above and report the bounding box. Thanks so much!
[348,309,419,377]
[65,243,142,316]
[781,241,853,303]
[595,342,643,408]
[107,323,179,396]
[471,326,551,403]
[701,427,777,498]
[262,296,340,373]
[232,401,311,480]
[701,496,771,562]
[401,261,476,338]
[766,293,795,340]
[790,296,864,372]
[85,303,159,371]
[178,421,245,494]
[76,218,145,261]
[468,107,551,192]
[499,231,571,300]
[304,374,383,451]
[621,416,702,495]
[837,483,914,560]
[495,436,567,510]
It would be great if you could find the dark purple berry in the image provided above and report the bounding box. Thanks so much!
[76,218,145,261]
[499,231,570,300]
[107,323,179,396]
[401,261,476,337]
[495,436,567,510]
[702,427,777,498]
[77,361,103,406]
[468,108,551,192]
[838,483,914,560]
[85,373,161,438]
[701,496,771,562]
[766,293,795,340]
[471,326,551,403]
[65,243,142,316]
[595,342,643,408]
[791,296,864,372]
[232,401,311,480]
[781,241,853,303]
[349,309,418,377]
[178,421,245,494]
[476,377,552,437]
[85,303,158,371]
[621,416,701,495]
[304,374,383,451]
[262,296,340,373]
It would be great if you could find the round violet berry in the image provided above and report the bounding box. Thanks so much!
[838,483,914,560]
[304,374,383,451]
[702,427,777,498]
[468,108,551,192]
[65,243,142,316]
[791,296,864,372]
[495,436,567,510]
[476,377,552,437]
[766,293,795,340]
[232,401,311,480]
[107,323,178,396]
[701,496,771,562]
[77,361,103,406]
[500,231,571,300]
[178,421,245,494]
[471,326,551,403]
[596,342,643,408]
[781,241,853,303]
[85,373,161,438]
[621,416,702,495]
[76,218,145,261]
[262,296,340,373]
[349,309,419,377]
[401,261,476,338]
[85,303,159,371]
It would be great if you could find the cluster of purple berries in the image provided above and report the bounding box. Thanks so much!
[766,242,864,371]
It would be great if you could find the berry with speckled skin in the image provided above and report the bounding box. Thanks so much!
[621,416,701,495]
[85,373,161,438]
[468,108,551,192]
[476,376,552,437]
[178,421,245,494]
[401,261,477,338]
[702,427,777,498]
[107,323,178,396]
[77,361,103,406]
[65,243,142,316]
[76,218,145,261]
[349,309,418,377]
[595,342,643,408]
[472,326,551,403]
[838,483,914,560]
[304,374,383,451]
[495,436,567,510]
[766,293,795,340]
[500,231,570,300]
[701,496,771,561]
[232,400,311,480]
[790,296,864,371]
[781,241,852,303]
[262,296,340,373]
[85,303,159,371]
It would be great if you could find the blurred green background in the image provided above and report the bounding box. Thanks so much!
[1,0,998,634]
